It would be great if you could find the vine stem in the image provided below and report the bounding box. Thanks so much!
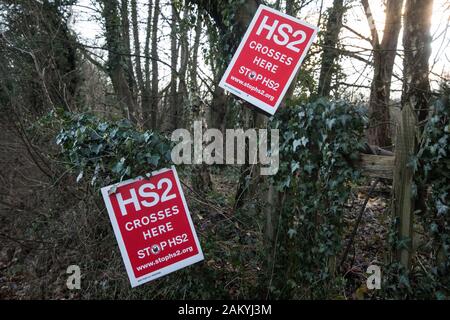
[339,178,380,270]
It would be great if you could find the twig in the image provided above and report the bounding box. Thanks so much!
[0,232,54,251]
[179,179,234,219]
[339,179,380,270]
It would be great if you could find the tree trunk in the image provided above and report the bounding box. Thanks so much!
[131,0,144,96]
[177,5,190,129]
[365,0,403,148]
[142,0,153,128]
[317,0,345,97]
[150,0,160,129]
[403,0,434,226]
[188,12,212,193]
[402,0,434,122]
[101,0,138,124]
[120,0,137,106]
[284,0,302,98]
[190,13,202,95]
[165,0,180,131]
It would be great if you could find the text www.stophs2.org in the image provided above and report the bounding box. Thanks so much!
[230,76,275,102]
[136,246,194,271]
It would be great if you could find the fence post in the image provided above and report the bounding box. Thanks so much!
[392,102,417,269]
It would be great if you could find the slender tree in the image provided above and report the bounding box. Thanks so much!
[363,0,403,148]
[177,5,190,128]
[142,0,153,128]
[167,0,180,131]
[100,0,138,123]
[120,0,137,102]
[317,0,345,97]
[402,0,434,122]
[190,13,202,95]
[131,0,145,97]
[150,0,160,129]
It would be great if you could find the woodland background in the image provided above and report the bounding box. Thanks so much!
[0,0,449,299]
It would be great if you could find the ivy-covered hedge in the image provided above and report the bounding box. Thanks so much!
[415,84,450,298]
[380,84,450,300]
[55,113,174,186]
[50,93,450,299]
[268,99,366,298]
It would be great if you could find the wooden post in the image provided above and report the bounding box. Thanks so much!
[392,103,417,269]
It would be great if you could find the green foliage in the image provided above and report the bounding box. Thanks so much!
[414,83,450,297]
[55,112,174,185]
[381,83,450,299]
[267,98,366,298]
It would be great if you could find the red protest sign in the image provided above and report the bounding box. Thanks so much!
[219,5,318,115]
[101,166,203,287]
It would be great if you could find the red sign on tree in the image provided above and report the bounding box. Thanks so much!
[219,5,318,115]
[101,167,203,287]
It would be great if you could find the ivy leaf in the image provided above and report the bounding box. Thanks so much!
[92,143,102,155]
[148,155,160,166]
[430,222,439,234]
[287,228,297,238]
[76,171,83,183]
[300,136,309,147]
[143,132,153,143]
[98,122,108,132]
[293,139,302,151]
[284,130,295,142]
[56,133,64,145]
[444,125,450,133]
[281,175,291,189]
[304,163,315,174]
[291,161,300,173]
[339,114,351,125]
[436,200,448,216]
[112,157,126,174]
[399,274,410,288]
[326,118,336,130]
[436,291,446,300]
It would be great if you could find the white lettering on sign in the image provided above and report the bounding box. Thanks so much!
[256,15,307,52]
[219,5,318,115]
[116,178,177,216]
